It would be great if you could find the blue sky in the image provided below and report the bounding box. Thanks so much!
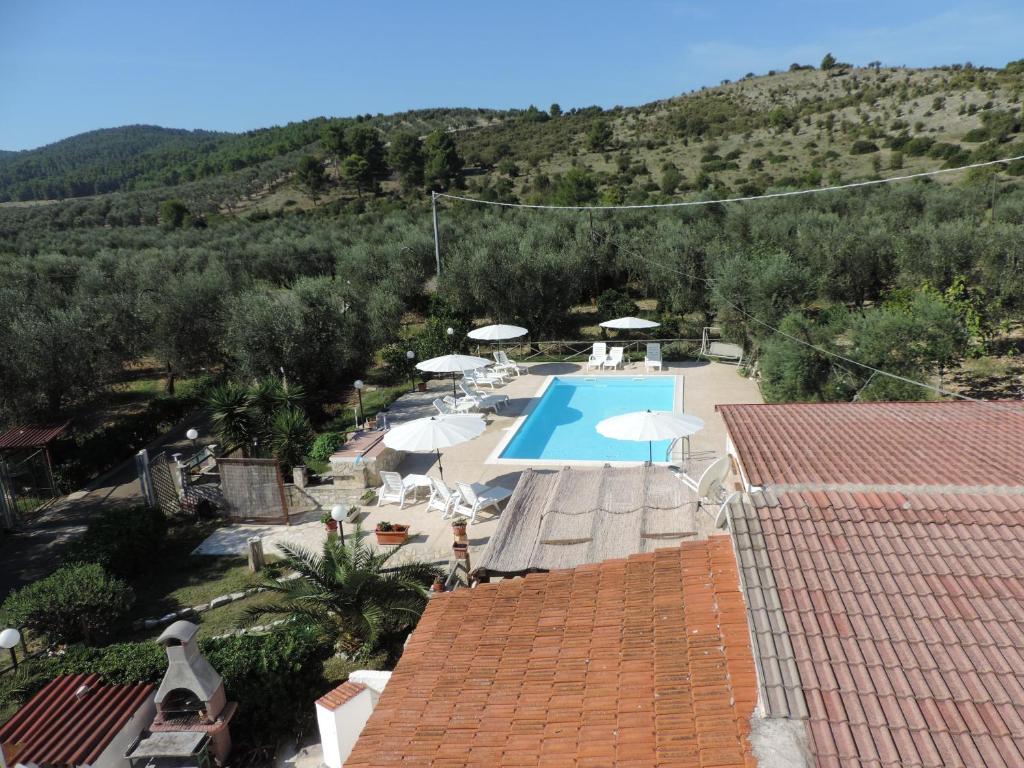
[1,0,1022,150]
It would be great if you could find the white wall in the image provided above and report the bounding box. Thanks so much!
[317,688,375,768]
[94,693,157,768]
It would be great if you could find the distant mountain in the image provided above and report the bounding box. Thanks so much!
[0,109,505,202]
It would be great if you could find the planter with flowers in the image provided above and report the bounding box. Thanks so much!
[375,521,410,546]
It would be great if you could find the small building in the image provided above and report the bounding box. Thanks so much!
[0,674,155,768]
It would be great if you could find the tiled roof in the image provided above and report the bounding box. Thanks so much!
[0,674,155,766]
[0,422,69,451]
[316,681,367,711]
[717,402,1024,488]
[731,489,1024,768]
[346,538,758,767]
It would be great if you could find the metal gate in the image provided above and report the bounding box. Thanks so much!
[0,449,58,527]
[149,451,181,516]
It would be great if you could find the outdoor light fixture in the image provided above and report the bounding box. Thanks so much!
[186,428,199,451]
[0,627,21,669]
[354,380,365,428]
[330,504,346,543]
[406,350,416,391]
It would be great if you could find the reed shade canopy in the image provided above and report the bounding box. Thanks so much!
[596,409,705,463]
[416,354,492,397]
[382,414,485,480]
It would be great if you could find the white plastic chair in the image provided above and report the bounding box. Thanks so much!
[458,381,508,411]
[434,396,474,416]
[602,347,624,370]
[427,478,460,516]
[464,368,505,389]
[453,482,513,524]
[377,471,418,508]
[586,342,608,371]
[493,350,527,376]
[645,343,663,372]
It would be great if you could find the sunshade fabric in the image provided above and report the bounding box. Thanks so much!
[467,324,528,341]
[596,410,704,441]
[599,316,661,329]
[383,415,485,452]
[415,354,492,373]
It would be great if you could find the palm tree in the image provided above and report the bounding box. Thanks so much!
[208,382,253,453]
[270,405,313,472]
[249,529,443,658]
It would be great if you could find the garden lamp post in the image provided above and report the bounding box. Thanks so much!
[0,628,21,670]
[446,326,454,353]
[406,350,416,392]
[186,428,199,451]
[330,504,346,543]
[354,380,365,428]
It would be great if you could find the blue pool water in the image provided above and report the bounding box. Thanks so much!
[500,376,676,462]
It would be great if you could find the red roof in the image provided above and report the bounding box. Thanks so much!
[0,422,69,451]
[316,681,367,711]
[754,490,1024,767]
[718,402,1024,488]
[345,538,757,767]
[0,674,155,766]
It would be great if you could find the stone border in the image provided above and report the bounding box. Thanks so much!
[131,573,300,632]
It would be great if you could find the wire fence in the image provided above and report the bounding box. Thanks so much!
[470,337,706,363]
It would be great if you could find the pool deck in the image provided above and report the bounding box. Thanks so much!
[195,360,763,567]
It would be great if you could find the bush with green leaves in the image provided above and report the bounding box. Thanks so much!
[1,563,134,645]
[379,342,417,384]
[65,506,167,577]
[309,432,346,463]
[270,406,314,472]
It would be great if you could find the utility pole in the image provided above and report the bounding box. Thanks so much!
[431,191,442,276]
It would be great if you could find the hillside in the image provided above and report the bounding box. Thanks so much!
[0,108,506,203]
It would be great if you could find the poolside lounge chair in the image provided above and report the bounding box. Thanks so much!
[493,350,527,376]
[454,481,513,524]
[427,478,460,516]
[464,368,505,389]
[377,471,419,508]
[602,346,624,370]
[434,396,475,416]
[459,381,509,411]
[586,342,608,371]
[645,343,663,372]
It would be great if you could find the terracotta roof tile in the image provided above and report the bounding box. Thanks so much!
[0,674,155,766]
[345,539,756,767]
[316,681,367,711]
[733,489,1024,767]
[718,401,1024,488]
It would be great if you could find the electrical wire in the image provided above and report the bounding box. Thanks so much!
[435,154,1024,211]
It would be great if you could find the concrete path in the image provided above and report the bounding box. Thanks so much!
[0,414,212,599]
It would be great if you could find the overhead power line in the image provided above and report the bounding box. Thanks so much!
[435,154,1024,211]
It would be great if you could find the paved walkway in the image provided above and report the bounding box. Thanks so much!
[191,360,763,570]
[0,414,212,599]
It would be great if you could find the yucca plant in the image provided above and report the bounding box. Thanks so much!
[208,381,254,453]
[269,405,313,472]
[248,529,443,657]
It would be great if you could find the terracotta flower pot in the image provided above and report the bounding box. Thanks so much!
[417,382,428,392]
[324,519,339,533]
[452,523,468,544]
[375,525,410,545]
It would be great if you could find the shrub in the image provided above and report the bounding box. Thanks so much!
[44,641,167,684]
[270,407,314,473]
[850,140,879,155]
[309,432,345,463]
[65,507,167,577]
[1,563,134,645]
[379,342,416,384]
[202,626,330,749]
[596,289,636,322]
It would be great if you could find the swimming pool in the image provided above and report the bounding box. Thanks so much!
[497,376,677,463]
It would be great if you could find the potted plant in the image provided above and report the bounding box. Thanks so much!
[347,504,360,522]
[452,541,469,561]
[375,521,410,545]
[451,517,468,544]
[321,511,338,534]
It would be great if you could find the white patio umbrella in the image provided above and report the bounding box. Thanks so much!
[467,324,528,342]
[416,354,492,397]
[383,414,485,481]
[596,409,704,464]
[599,316,661,330]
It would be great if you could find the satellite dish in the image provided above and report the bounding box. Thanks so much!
[696,456,732,500]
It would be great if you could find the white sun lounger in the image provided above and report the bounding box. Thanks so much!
[602,346,624,370]
[453,481,513,524]
[645,343,662,372]
[586,342,607,370]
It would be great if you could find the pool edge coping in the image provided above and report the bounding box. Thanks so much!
[485,373,684,467]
